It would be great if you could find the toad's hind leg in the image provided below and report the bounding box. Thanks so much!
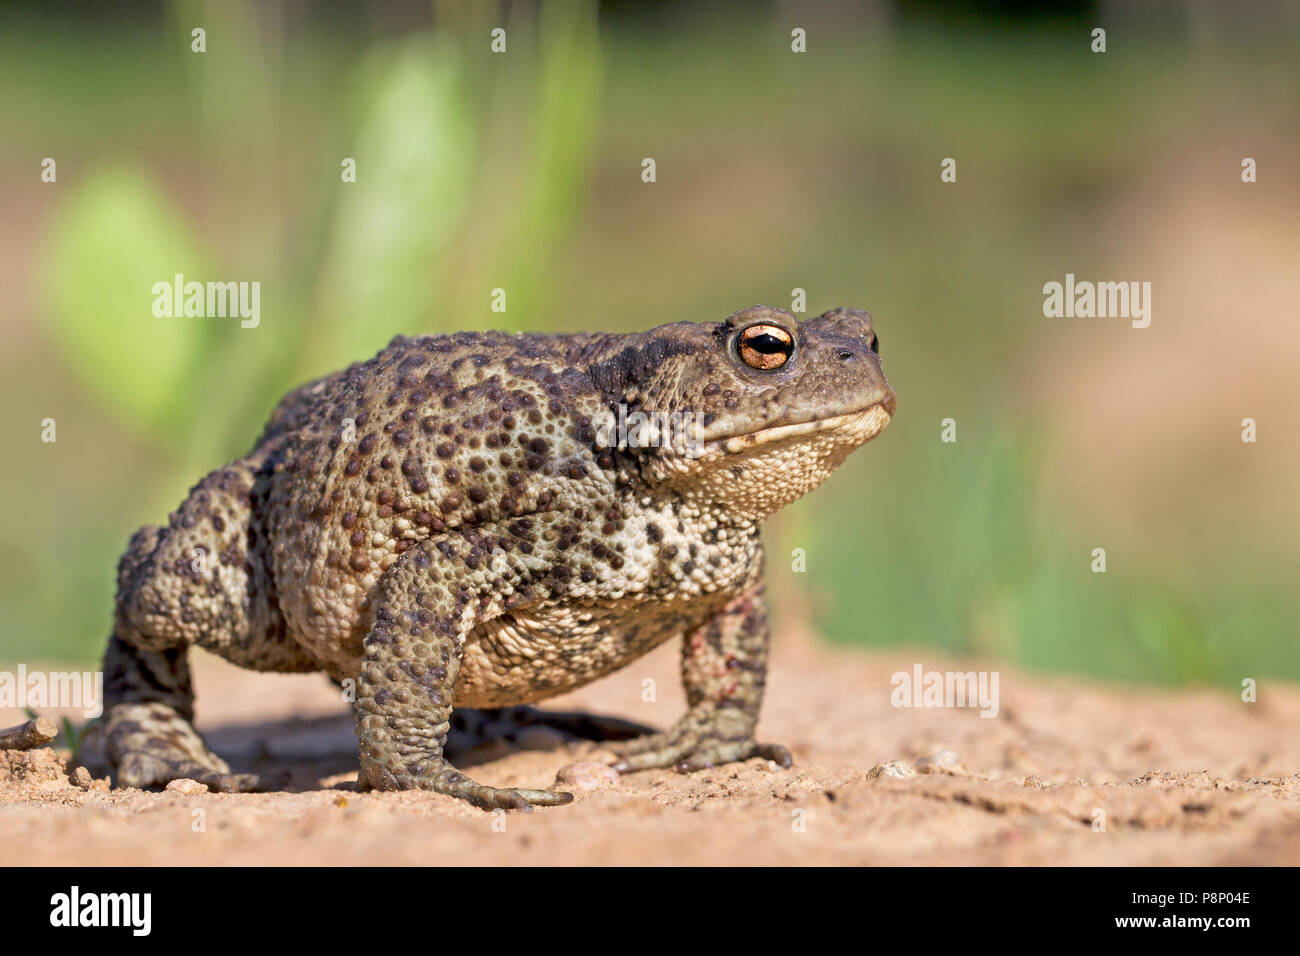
[101,524,260,792]
[102,460,317,793]
[101,629,259,792]
[355,534,574,811]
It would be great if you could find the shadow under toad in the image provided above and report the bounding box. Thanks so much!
[194,705,656,792]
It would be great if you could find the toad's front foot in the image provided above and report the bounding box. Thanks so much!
[105,702,261,793]
[359,757,573,811]
[609,707,793,774]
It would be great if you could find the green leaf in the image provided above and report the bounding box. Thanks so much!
[500,0,604,325]
[40,165,212,443]
[311,35,476,370]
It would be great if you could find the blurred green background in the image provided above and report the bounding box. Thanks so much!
[1,0,1297,687]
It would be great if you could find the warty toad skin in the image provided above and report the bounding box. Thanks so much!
[100,305,896,810]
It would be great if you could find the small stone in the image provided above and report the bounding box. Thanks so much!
[554,762,620,793]
[1023,775,1047,789]
[915,750,965,774]
[90,777,111,793]
[868,759,916,780]
[69,766,93,790]
[334,795,349,808]
[514,726,567,751]
[165,778,207,795]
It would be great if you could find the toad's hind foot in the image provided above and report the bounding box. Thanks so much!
[105,702,261,793]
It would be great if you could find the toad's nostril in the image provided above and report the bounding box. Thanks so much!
[835,348,854,361]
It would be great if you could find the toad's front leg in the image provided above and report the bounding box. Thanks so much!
[610,581,792,774]
[354,535,573,811]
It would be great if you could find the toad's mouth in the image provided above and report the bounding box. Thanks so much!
[710,399,895,454]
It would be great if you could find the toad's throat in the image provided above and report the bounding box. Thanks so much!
[713,402,893,454]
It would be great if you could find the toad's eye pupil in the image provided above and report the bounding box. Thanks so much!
[737,324,794,370]
[748,333,786,354]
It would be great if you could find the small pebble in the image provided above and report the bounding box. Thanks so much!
[514,726,568,751]
[868,759,916,780]
[915,750,965,774]
[554,762,620,793]
[69,766,94,790]
[165,778,207,795]
[1023,775,1047,789]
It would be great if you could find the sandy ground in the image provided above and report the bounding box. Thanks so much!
[2,634,1298,866]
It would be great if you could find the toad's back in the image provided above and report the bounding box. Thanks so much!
[260,331,622,671]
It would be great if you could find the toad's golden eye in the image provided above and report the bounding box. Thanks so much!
[737,324,794,370]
